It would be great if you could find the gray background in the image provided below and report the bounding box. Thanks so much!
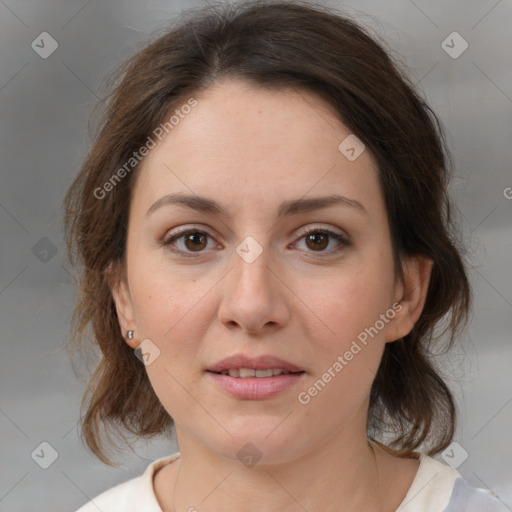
[0,0,511,511]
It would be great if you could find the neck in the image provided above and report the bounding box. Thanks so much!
[161,427,392,512]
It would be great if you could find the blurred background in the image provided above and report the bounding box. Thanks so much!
[0,0,511,510]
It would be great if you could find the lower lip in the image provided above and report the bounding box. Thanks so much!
[206,371,306,399]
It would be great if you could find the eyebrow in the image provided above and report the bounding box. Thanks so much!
[145,193,367,218]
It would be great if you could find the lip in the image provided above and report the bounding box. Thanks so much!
[205,353,306,400]
[206,371,306,399]
[206,354,305,373]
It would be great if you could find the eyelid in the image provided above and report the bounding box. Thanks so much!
[291,225,350,256]
[161,225,219,258]
[163,223,349,242]
[162,224,212,239]
[162,223,350,257]
[294,223,350,241]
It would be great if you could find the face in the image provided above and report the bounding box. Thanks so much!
[112,79,429,465]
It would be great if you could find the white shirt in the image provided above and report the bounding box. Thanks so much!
[75,452,508,511]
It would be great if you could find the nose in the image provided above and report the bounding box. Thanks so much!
[217,243,291,335]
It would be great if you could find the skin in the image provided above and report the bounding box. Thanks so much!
[111,79,433,512]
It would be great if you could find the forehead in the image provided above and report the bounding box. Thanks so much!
[154,79,353,157]
[132,79,381,217]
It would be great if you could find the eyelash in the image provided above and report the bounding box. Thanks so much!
[162,226,350,259]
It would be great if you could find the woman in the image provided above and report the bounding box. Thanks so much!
[63,1,507,510]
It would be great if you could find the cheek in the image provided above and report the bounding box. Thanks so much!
[295,275,389,420]
[292,255,394,412]
[128,263,219,379]
[130,270,215,417]
[299,258,395,352]
[129,257,210,341]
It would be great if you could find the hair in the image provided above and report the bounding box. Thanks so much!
[63,0,471,465]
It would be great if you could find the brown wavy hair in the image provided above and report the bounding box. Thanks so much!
[62,0,471,465]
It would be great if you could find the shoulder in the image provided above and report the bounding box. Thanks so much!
[74,452,180,512]
[443,476,509,512]
[397,453,508,512]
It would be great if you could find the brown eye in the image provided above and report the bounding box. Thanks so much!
[163,229,216,258]
[305,232,329,251]
[183,232,207,251]
[294,228,350,256]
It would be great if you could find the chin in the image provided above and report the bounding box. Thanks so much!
[210,427,305,467]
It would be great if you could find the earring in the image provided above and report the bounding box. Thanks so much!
[126,330,134,340]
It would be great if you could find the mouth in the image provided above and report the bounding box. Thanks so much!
[205,354,306,399]
[207,368,305,378]
[206,353,305,374]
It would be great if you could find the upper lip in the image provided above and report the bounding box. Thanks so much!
[206,354,305,373]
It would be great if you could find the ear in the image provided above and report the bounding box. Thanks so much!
[108,267,138,349]
[385,255,433,343]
